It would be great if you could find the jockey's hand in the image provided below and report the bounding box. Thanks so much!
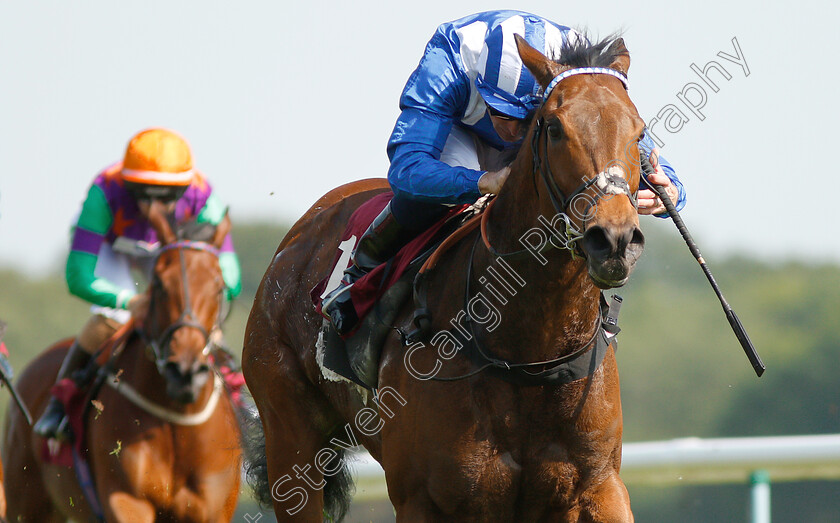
[478,166,511,195]
[128,294,150,324]
[638,148,679,215]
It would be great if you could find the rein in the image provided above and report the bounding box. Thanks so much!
[481,67,637,260]
[94,240,225,422]
[105,371,224,425]
[478,117,595,260]
[428,234,608,385]
[425,67,635,384]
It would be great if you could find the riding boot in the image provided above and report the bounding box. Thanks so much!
[322,202,416,335]
[33,341,92,440]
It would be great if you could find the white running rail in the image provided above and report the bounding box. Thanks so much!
[348,434,840,523]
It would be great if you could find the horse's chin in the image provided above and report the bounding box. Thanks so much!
[588,270,629,289]
[580,224,644,289]
[586,260,633,289]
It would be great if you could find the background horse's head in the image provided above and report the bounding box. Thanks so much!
[145,201,230,404]
[516,34,646,288]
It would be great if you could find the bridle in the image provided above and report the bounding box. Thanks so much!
[483,66,638,260]
[142,240,222,374]
[431,67,637,383]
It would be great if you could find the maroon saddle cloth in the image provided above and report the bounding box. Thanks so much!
[311,192,467,335]
[40,378,86,467]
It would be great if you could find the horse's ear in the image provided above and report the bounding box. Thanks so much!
[607,38,630,76]
[516,34,560,89]
[211,212,232,250]
[147,200,177,245]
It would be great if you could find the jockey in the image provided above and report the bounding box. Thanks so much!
[34,128,243,440]
[323,10,686,335]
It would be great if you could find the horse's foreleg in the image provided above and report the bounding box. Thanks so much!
[261,395,335,522]
[168,469,240,522]
[2,424,64,522]
[244,324,343,523]
[579,472,633,523]
[393,493,453,522]
[105,492,156,523]
[170,488,210,522]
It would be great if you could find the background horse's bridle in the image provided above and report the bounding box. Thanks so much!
[142,240,221,373]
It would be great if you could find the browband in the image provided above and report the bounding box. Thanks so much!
[544,67,628,100]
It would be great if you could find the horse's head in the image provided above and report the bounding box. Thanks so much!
[144,201,230,404]
[515,34,646,288]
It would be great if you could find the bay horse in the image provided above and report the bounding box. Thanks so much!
[244,34,646,522]
[2,207,242,522]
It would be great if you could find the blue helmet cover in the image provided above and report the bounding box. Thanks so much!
[476,18,552,119]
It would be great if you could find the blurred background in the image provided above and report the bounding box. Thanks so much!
[1,1,838,521]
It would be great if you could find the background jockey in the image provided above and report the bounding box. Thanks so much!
[323,10,687,334]
[34,128,242,440]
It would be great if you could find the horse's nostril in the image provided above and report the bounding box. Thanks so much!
[164,361,180,377]
[630,227,645,248]
[583,226,613,258]
[164,361,193,383]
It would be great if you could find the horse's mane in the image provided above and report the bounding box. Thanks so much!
[552,31,624,69]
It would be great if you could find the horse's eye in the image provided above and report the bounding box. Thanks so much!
[547,122,563,140]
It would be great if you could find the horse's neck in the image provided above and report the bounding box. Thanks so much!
[471,158,602,359]
[486,146,550,252]
[475,247,600,356]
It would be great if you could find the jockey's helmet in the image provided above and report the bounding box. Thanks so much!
[121,128,195,202]
[475,18,567,120]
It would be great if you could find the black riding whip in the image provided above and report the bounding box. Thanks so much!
[0,321,33,424]
[640,155,765,377]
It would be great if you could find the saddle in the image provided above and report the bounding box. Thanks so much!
[311,193,488,389]
[313,192,628,390]
[40,324,136,468]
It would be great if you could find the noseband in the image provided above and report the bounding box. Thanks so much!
[143,241,221,373]
[482,67,638,260]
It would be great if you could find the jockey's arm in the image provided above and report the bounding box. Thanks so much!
[65,184,136,310]
[387,35,491,205]
[388,130,486,205]
[196,192,242,300]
